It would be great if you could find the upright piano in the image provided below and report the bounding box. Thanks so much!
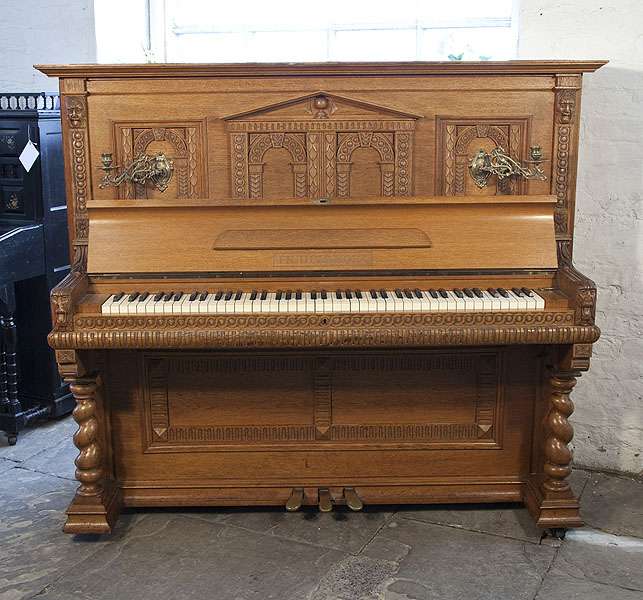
[37,61,605,535]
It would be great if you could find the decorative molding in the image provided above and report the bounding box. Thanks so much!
[53,319,599,352]
[74,310,576,331]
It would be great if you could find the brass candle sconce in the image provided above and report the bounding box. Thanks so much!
[468,146,548,189]
[96,151,174,192]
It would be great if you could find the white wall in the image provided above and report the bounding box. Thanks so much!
[520,0,643,475]
[0,0,95,91]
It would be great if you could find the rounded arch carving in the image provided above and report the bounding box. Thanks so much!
[249,134,306,164]
[455,125,507,154]
[337,132,394,163]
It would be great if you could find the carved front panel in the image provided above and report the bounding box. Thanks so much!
[436,117,531,196]
[225,93,417,198]
[141,350,503,452]
[114,121,206,199]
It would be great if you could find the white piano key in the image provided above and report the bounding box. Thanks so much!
[532,290,545,310]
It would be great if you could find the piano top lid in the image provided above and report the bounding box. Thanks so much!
[86,195,560,276]
[35,60,608,79]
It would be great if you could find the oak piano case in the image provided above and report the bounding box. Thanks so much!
[37,61,604,534]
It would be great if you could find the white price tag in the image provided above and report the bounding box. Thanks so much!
[19,140,40,172]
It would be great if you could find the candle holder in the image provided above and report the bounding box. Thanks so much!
[96,151,174,192]
[469,145,548,189]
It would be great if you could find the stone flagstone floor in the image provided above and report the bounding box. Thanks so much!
[1,416,642,600]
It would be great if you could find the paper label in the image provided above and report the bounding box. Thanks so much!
[19,140,39,172]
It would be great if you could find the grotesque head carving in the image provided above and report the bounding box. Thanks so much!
[557,91,576,124]
[65,97,85,128]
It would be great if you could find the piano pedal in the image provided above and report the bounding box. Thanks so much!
[285,487,304,512]
[343,487,363,511]
[318,488,333,512]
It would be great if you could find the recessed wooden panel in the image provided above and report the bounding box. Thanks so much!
[113,121,207,200]
[141,350,502,451]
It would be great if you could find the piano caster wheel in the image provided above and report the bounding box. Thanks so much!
[5,432,17,446]
[546,527,567,540]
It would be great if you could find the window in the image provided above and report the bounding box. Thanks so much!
[95,0,518,63]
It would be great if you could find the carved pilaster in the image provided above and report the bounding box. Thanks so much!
[63,94,90,244]
[552,75,582,241]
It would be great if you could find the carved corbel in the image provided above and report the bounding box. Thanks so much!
[50,243,88,333]
[556,240,598,327]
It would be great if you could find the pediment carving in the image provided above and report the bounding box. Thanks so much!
[224,93,418,198]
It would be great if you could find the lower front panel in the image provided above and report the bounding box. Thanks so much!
[105,348,541,506]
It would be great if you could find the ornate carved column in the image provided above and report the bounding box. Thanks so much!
[543,372,577,493]
[523,348,584,530]
[70,378,103,497]
[59,351,121,534]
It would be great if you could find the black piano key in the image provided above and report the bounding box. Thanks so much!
[355,289,363,299]
[224,290,233,301]
[174,291,184,302]
[128,291,140,302]
[275,290,283,300]
[163,292,174,301]
[345,289,352,299]
[522,287,533,297]
[234,290,243,300]
[199,291,208,301]
[472,287,483,298]
[214,291,224,301]
[512,287,524,297]
[250,290,258,300]
[296,290,303,300]
[404,288,413,299]
[153,291,164,301]
[113,291,125,302]
[335,290,343,299]
[394,289,404,299]
[453,288,464,298]
[285,290,293,300]
[260,290,268,300]
[321,290,328,300]
[413,288,423,299]
[189,291,198,301]
[370,289,378,299]
[311,290,317,300]
[463,288,474,298]
[438,288,448,298]
[487,287,499,297]
[138,291,150,302]
[498,287,509,298]
[429,288,438,298]
[380,289,388,299]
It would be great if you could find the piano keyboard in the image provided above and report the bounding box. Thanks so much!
[101,287,546,315]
